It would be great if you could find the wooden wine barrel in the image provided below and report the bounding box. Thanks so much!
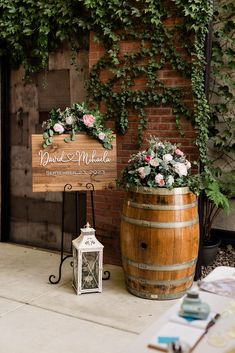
[120,186,199,300]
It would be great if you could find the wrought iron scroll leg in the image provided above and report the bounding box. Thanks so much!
[49,255,72,284]
[102,270,111,280]
[49,184,72,284]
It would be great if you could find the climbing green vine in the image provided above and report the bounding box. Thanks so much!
[0,0,212,165]
[0,0,87,77]
[209,0,235,167]
[85,0,195,145]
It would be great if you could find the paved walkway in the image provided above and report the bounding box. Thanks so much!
[0,243,177,353]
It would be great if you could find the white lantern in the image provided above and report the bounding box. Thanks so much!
[72,222,104,294]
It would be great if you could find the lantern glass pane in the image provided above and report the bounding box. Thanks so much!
[81,252,99,290]
[73,248,78,289]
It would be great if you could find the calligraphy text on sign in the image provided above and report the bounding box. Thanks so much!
[32,134,117,192]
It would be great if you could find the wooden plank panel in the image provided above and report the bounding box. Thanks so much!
[36,70,70,111]
[32,134,117,192]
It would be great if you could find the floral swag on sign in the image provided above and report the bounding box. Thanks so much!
[118,137,198,193]
[41,102,114,150]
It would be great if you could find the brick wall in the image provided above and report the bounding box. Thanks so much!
[88,32,198,265]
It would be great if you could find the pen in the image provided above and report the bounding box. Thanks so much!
[205,313,221,332]
[190,313,221,352]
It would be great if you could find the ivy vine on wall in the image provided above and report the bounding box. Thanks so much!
[0,0,88,75]
[0,0,213,163]
[209,0,235,170]
[86,1,195,145]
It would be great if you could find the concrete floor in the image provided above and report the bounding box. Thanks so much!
[0,243,177,353]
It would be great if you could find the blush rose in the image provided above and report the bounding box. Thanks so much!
[83,114,96,128]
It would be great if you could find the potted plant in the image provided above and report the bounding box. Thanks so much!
[201,171,235,266]
[117,137,201,300]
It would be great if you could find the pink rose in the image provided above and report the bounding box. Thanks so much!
[53,123,64,134]
[175,148,184,156]
[144,155,152,162]
[155,173,165,186]
[83,114,96,128]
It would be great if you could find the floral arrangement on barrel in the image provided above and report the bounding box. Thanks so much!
[41,102,114,150]
[117,137,198,193]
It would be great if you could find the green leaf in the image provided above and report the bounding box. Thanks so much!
[45,138,52,146]
[144,166,151,176]
[43,132,49,139]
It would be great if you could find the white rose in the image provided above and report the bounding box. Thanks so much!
[53,123,64,134]
[167,175,174,186]
[174,162,188,177]
[185,160,191,170]
[138,167,146,179]
[65,115,74,125]
[163,154,173,163]
[150,158,159,167]
[98,132,106,141]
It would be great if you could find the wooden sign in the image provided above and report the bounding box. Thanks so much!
[32,134,117,192]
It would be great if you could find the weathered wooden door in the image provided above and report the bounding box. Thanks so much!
[0,56,11,243]
[8,47,88,251]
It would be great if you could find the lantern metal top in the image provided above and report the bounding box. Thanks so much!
[81,222,95,236]
[72,222,103,251]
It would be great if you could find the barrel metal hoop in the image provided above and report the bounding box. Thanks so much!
[121,215,199,228]
[127,200,198,211]
[126,273,194,286]
[122,256,197,271]
[129,186,190,195]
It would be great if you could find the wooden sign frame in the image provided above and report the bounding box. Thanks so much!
[32,134,117,192]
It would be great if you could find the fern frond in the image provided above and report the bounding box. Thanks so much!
[205,181,230,213]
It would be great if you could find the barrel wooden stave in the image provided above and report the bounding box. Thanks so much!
[120,187,199,300]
